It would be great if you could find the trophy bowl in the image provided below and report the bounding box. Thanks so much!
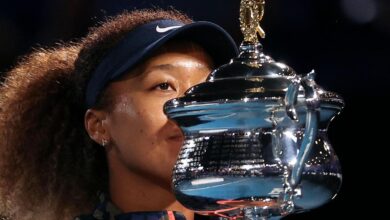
[164,47,344,218]
[164,1,344,219]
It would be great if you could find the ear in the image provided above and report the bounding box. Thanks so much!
[84,109,110,145]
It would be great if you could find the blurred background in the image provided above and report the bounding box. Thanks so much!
[1,0,388,219]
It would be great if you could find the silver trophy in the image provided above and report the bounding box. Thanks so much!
[164,0,344,219]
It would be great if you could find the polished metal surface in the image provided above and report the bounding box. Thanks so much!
[172,129,342,215]
[165,46,344,218]
[164,0,344,219]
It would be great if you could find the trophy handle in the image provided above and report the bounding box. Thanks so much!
[285,78,300,122]
[285,70,320,188]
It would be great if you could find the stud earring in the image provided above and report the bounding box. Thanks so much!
[101,139,107,147]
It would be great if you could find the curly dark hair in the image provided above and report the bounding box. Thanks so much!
[0,9,191,220]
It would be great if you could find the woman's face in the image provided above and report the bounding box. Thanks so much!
[102,45,213,188]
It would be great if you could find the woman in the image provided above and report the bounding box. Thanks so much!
[0,9,237,220]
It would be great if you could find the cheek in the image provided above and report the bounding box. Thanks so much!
[134,98,168,133]
[109,96,169,146]
[133,109,165,142]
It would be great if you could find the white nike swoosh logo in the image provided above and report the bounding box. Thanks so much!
[156,25,182,33]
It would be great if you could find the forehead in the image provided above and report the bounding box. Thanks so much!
[151,40,214,65]
[122,41,214,78]
[157,40,208,53]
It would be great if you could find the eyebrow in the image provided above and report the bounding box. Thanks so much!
[147,64,175,72]
[143,63,211,75]
[139,64,174,79]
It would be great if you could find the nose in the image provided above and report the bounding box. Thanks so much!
[179,81,193,97]
[178,77,206,97]
[166,119,184,137]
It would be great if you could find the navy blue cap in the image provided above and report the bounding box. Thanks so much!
[85,19,238,108]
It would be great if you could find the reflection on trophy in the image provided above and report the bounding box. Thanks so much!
[164,0,344,219]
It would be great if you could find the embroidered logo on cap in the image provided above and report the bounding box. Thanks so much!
[156,25,182,33]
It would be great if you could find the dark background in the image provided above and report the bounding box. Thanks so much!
[1,0,388,219]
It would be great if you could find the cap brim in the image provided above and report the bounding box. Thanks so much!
[156,21,238,67]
